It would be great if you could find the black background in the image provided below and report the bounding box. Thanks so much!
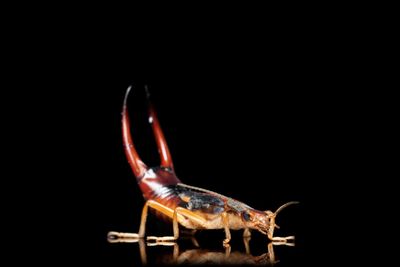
[11,15,385,265]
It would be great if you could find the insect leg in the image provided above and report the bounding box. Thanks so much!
[147,207,207,243]
[106,201,150,242]
[221,212,231,246]
[108,200,182,242]
[147,207,180,242]
[266,201,298,244]
[267,216,295,245]
[107,231,140,242]
[243,228,251,237]
[269,236,295,244]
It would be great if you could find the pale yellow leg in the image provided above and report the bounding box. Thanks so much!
[107,231,140,243]
[221,212,231,246]
[147,206,207,243]
[138,200,150,237]
[147,206,180,242]
[267,217,295,244]
[108,200,182,242]
[243,228,251,237]
[108,200,207,244]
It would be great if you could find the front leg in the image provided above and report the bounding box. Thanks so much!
[267,217,295,245]
[269,235,295,245]
[243,228,251,237]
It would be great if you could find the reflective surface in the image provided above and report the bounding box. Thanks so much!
[108,234,297,266]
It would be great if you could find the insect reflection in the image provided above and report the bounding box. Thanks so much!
[108,234,293,265]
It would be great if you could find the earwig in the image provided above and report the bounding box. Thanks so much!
[108,86,298,246]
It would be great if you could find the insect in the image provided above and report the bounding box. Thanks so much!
[108,86,298,246]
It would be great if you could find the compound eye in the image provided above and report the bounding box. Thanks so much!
[242,211,251,221]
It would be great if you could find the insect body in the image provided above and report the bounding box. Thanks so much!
[108,86,298,246]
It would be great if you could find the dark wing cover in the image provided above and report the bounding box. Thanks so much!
[174,185,225,214]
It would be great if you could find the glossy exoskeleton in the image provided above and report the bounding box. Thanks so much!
[108,86,298,246]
